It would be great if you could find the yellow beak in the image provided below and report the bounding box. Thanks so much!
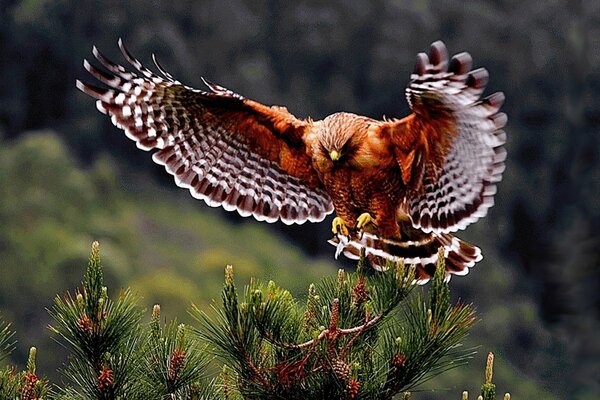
[330,150,340,161]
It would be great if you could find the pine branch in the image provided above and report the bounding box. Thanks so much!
[458,353,511,400]
[380,254,477,397]
[195,266,273,398]
[0,319,15,363]
[48,241,144,399]
[197,251,478,399]
[0,239,514,399]
[0,344,50,399]
[139,304,216,399]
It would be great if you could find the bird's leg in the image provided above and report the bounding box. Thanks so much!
[332,216,350,237]
[356,212,378,240]
[356,212,377,230]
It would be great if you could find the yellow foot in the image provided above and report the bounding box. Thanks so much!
[356,212,377,230]
[332,216,350,236]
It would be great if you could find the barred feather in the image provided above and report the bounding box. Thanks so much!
[77,40,333,225]
[329,231,481,283]
[328,41,505,276]
[78,39,506,280]
[403,41,507,234]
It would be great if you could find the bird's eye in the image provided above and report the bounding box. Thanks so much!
[340,140,353,155]
[319,143,328,154]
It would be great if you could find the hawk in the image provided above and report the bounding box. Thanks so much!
[77,40,506,282]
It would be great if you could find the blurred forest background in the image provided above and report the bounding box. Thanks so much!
[0,0,598,398]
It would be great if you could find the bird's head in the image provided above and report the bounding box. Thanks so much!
[316,113,366,165]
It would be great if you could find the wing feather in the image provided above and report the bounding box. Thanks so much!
[77,41,333,224]
[380,41,506,234]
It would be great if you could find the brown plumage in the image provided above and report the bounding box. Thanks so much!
[77,40,506,282]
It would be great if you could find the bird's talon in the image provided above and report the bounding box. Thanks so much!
[332,217,350,237]
[357,212,376,230]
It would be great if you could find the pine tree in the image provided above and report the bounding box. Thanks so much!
[0,319,18,396]
[139,304,216,398]
[196,249,481,399]
[0,334,49,400]
[49,241,144,399]
[48,241,217,399]
[0,241,511,399]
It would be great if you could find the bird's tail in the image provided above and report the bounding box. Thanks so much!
[328,230,482,284]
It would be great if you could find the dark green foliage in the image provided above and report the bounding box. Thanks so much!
[48,241,218,400]
[49,241,144,399]
[197,255,476,399]
[140,305,215,399]
[0,345,49,399]
[0,241,515,399]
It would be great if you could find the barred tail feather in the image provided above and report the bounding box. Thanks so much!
[328,232,481,284]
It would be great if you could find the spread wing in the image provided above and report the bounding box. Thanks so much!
[379,41,507,234]
[77,39,333,225]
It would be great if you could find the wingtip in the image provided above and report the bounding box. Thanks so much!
[91,45,107,63]
[75,79,85,92]
[118,37,131,60]
[201,76,213,88]
[75,79,97,97]
[414,52,429,75]
[430,40,447,50]
[201,76,222,93]
[488,91,506,106]
[449,52,472,75]
[75,79,110,100]
[82,58,92,71]
[429,40,449,68]
[117,37,126,53]
[152,53,173,80]
[467,67,489,89]
[492,112,508,129]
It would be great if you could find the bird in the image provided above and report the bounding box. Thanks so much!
[77,39,506,283]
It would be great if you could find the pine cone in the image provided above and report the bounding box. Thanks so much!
[20,372,38,400]
[353,275,369,306]
[168,349,187,382]
[77,313,93,334]
[97,365,113,391]
[331,359,350,382]
[347,378,360,399]
[393,353,406,370]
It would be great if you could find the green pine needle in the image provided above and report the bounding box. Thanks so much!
[0,320,15,363]
[1,240,509,399]
[49,241,144,399]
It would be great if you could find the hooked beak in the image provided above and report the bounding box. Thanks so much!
[330,150,340,161]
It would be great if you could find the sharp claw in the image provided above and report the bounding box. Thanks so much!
[332,217,350,237]
[334,236,348,259]
[356,213,376,230]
